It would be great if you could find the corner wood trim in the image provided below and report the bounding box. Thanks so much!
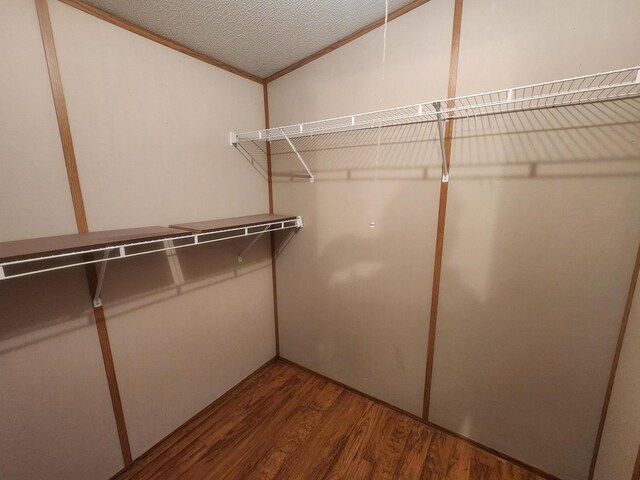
[633,442,640,480]
[278,357,562,480]
[422,0,463,421]
[35,0,132,466]
[589,242,640,479]
[263,83,280,356]
[57,0,264,85]
[265,0,431,83]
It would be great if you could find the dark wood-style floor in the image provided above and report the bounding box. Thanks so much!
[114,360,545,480]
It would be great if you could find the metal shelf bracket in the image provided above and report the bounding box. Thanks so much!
[92,247,125,308]
[237,217,303,262]
[230,130,314,183]
[281,130,315,183]
[237,225,270,263]
[93,250,112,308]
[434,102,449,182]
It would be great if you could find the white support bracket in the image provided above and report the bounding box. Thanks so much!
[230,132,238,146]
[434,102,450,182]
[92,247,124,308]
[636,68,640,84]
[0,265,5,280]
[92,250,111,308]
[238,225,271,263]
[281,129,315,183]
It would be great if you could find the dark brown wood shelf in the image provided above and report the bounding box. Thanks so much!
[0,226,188,264]
[0,214,302,282]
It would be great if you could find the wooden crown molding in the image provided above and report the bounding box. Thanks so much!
[56,0,431,86]
[57,0,264,84]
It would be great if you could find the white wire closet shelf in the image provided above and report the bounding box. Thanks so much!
[231,66,640,182]
[0,214,303,307]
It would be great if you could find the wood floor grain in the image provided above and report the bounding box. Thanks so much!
[114,361,545,480]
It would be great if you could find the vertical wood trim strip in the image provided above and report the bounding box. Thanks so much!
[633,442,640,480]
[35,0,87,233]
[35,0,132,466]
[589,242,640,479]
[422,0,464,420]
[263,83,280,356]
[84,261,133,466]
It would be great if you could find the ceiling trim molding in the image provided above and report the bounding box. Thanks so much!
[57,0,265,84]
[264,0,431,83]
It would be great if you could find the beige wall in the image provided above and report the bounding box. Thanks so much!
[432,1,640,479]
[0,2,122,479]
[268,0,455,416]
[1,0,271,477]
[46,0,272,460]
[594,281,640,480]
[269,0,640,479]
[0,0,77,242]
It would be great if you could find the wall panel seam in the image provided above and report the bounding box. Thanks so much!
[263,83,280,356]
[422,0,463,421]
[35,0,132,467]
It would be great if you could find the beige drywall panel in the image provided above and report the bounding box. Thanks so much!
[454,0,640,96]
[594,283,640,480]
[431,0,640,478]
[100,240,275,458]
[0,0,77,241]
[48,0,267,231]
[0,269,124,480]
[48,0,274,458]
[268,0,454,416]
[0,1,123,479]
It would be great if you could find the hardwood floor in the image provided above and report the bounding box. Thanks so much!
[114,360,545,480]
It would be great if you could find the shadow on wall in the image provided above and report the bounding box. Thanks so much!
[0,231,291,355]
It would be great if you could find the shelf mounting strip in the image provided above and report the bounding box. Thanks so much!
[230,66,640,183]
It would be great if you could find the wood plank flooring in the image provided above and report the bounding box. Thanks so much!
[114,360,545,480]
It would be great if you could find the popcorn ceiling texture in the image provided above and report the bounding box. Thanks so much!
[79,0,417,79]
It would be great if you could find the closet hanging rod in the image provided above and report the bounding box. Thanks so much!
[230,66,640,144]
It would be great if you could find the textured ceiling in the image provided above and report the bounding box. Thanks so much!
[79,0,417,79]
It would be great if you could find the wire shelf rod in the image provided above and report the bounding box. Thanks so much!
[232,66,640,143]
